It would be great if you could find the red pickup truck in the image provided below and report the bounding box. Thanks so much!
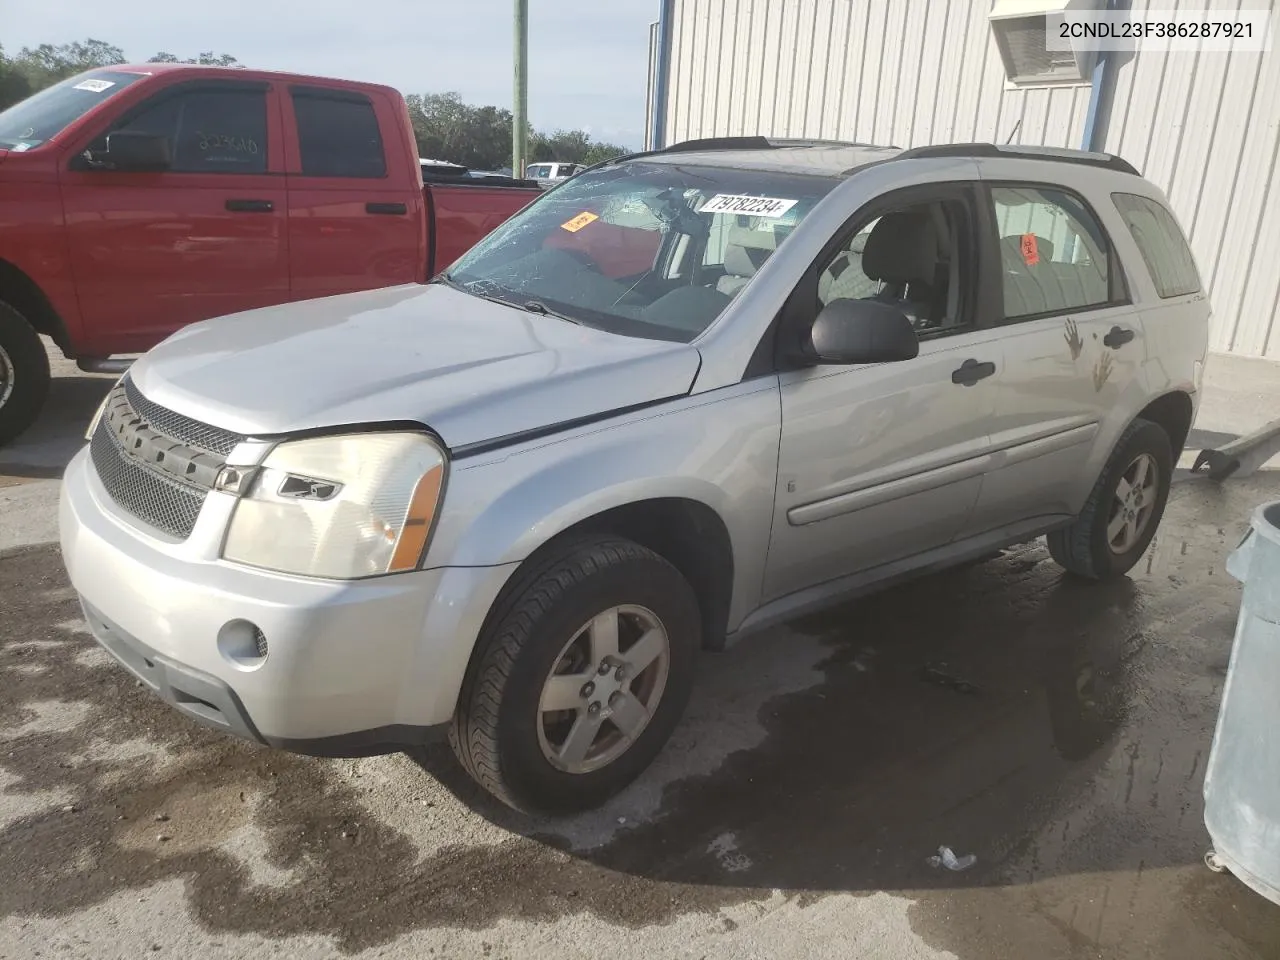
[0,64,540,444]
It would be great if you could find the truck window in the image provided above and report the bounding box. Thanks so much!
[93,86,268,174]
[1112,193,1202,299]
[0,69,144,150]
[291,90,386,178]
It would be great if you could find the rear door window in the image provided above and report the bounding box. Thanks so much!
[990,185,1122,320]
[1112,193,1202,298]
[291,89,386,178]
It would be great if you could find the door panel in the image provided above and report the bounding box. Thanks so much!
[966,308,1144,534]
[61,82,289,354]
[763,329,1004,602]
[964,183,1146,536]
[283,87,424,298]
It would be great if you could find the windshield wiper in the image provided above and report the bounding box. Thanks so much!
[522,299,582,325]
[434,275,583,326]
[431,273,521,308]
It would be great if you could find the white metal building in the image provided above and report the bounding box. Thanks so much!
[645,0,1280,359]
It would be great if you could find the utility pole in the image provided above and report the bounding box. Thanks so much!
[513,0,528,178]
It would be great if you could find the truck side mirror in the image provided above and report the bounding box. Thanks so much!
[804,298,919,365]
[104,131,172,171]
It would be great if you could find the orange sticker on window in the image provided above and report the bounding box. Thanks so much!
[1020,233,1040,266]
[561,212,599,233]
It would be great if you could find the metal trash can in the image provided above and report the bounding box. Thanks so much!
[1203,499,1280,905]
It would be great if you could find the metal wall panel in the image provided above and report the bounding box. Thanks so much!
[645,20,659,150]
[663,2,1093,150]
[660,0,1280,357]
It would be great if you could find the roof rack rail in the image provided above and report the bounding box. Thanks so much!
[893,142,1139,176]
[662,136,774,153]
[659,135,895,154]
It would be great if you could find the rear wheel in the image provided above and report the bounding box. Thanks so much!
[451,536,700,814]
[1047,418,1173,580]
[0,301,51,447]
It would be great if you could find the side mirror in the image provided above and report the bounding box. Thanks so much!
[104,131,172,171]
[805,298,919,365]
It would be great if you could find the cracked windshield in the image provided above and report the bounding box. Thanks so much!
[445,163,837,341]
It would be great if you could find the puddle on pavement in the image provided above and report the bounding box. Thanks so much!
[2,475,1280,958]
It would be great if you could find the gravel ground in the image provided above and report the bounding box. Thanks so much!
[1,344,1279,959]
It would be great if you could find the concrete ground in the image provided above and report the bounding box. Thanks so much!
[2,343,1280,959]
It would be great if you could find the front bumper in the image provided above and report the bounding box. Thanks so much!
[59,446,517,753]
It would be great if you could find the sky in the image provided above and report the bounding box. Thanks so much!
[3,0,659,148]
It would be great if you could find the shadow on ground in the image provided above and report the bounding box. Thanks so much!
[0,373,112,478]
[2,476,1279,958]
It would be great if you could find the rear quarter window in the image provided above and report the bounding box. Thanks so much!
[1112,193,1201,299]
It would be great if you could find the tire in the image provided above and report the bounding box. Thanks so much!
[1047,417,1173,581]
[450,536,701,814]
[0,301,51,447]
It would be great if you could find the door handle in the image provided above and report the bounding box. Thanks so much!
[1103,325,1136,348]
[366,202,407,215]
[951,358,997,387]
[225,198,274,213]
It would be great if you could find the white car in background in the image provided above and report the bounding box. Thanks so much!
[526,161,584,189]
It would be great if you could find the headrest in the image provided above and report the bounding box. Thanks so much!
[862,211,940,285]
[721,227,779,278]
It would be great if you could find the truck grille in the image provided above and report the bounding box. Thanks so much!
[123,377,241,457]
[89,378,246,540]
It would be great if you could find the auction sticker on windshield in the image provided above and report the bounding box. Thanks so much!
[561,211,600,233]
[699,194,799,218]
[73,79,116,93]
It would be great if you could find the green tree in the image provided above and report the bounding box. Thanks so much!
[581,141,629,165]
[406,91,517,170]
[11,38,126,90]
[147,51,239,66]
[0,46,33,111]
[406,92,632,172]
[0,39,242,112]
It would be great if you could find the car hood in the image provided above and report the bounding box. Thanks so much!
[129,284,702,450]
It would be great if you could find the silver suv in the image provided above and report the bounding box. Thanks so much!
[60,138,1209,813]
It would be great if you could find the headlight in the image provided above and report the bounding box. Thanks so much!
[222,431,446,579]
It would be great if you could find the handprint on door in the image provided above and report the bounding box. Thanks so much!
[1093,351,1113,392]
[1064,319,1084,361]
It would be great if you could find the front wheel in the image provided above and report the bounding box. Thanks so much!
[0,301,51,447]
[450,536,701,814]
[1047,417,1173,580]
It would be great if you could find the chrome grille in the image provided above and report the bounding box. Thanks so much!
[90,426,206,539]
[123,377,243,457]
[89,378,246,540]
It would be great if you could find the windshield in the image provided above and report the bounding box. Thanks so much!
[445,160,838,342]
[526,164,553,178]
[0,70,144,150]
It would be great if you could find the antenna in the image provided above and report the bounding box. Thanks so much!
[1005,120,1021,145]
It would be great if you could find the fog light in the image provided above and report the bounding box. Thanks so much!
[217,619,268,670]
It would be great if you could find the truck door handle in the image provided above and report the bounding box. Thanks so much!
[1103,325,1136,348]
[366,202,407,215]
[951,359,996,387]
[225,199,274,213]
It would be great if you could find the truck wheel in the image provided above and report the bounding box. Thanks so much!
[451,536,700,814]
[1047,417,1173,581]
[0,302,51,447]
